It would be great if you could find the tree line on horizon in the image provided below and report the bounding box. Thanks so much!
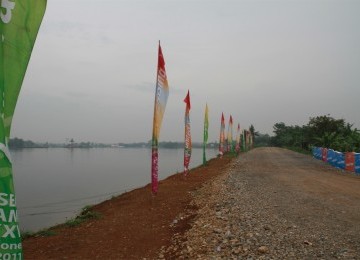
[8,138,220,149]
[269,115,360,153]
[11,115,359,153]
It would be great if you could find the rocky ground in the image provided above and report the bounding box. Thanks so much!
[161,147,360,259]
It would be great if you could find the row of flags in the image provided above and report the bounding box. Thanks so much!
[151,42,254,194]
[0,3,254,255]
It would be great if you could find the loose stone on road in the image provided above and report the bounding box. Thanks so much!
[164,147,360,259]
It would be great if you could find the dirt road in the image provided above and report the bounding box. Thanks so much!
[23,147,360,259]
[164,147,360,259]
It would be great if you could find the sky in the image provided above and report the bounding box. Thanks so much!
[11,0,360,144]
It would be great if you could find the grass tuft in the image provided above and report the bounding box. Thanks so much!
[64,205,101,227]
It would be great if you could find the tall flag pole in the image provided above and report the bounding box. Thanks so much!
[227,115,233,153]
[183,90,191,175]
[202,103,209,165]
[151,41,169,194]
[219,113,225,157]
[0,1,47,258]
[235,123,241,153]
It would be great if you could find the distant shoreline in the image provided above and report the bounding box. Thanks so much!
[9,142,219,149]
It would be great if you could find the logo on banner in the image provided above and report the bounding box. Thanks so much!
[1,0,15,24]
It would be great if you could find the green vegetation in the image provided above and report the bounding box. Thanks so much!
[64,205,101,228]
[254,134,271,147]
[21,206,100,240]
[270,115,360,152]
[9,137,48,148]
[21,229,56,241]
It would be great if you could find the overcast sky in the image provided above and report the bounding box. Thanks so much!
[11,0,360,143]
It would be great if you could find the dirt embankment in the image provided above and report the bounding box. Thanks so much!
[22,155,233,259]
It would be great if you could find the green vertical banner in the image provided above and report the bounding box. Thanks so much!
[219,113,225,156]
[1,0,46,258]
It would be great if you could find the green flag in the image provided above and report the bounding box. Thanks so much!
[1,1,46,258]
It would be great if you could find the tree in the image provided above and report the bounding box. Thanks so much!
[307,115,347,144]
[249,124,259,141]
[271,115,360,152]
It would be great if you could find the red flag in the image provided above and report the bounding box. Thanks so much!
[184,90,191,110]
[158,43,165,70]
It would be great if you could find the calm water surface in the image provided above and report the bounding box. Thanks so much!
[11,147,218,232]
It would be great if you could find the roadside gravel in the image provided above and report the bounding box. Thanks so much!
[161,147,360,259]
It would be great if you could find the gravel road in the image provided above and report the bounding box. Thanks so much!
[163,147,360,259]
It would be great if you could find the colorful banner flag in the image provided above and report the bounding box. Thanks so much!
[235,123,240,153]
[249,129,254,149]
[219,113,225,156]
[183,90,191,175]
[245,130,250,151]
[202,103,209,165]
[227,115,233,153]
[1,1,46,258]
[151,42,169,194]
[242,129,246,152]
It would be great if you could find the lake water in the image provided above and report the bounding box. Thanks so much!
[10,147,218,232]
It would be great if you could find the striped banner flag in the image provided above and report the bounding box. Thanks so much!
[219,113,225,157]
[183,90,191,175]
[227,115,233,152]
[203,103,209,165]
[151,42,169,194]
[235,123,241,153]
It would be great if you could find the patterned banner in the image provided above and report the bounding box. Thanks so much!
[242,129,246,152]
[249,129,253,149]
[235,123,240,153]
[219,113,225,156]
[245,130,250,151]
[227,115,233,153]
[151,42,169,194]
[183,90,191,175]
[1,1,46,258]
[202,104,209,165]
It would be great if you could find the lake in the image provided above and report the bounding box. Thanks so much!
[11,147,218,232]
